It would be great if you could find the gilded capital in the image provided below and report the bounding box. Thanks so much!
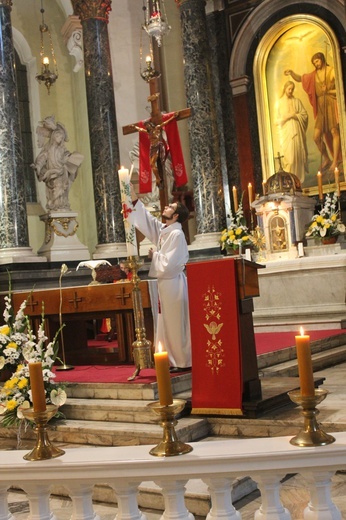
[71,0,112,23]
[175,0,188,5]
[0,0,12,8]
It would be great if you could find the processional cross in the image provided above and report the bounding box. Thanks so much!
[122,61,191,216]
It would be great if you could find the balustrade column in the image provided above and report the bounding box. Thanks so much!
[22,484,56,520]
[303,471,342,519]
[176,0,225,250]
[0,0,38,264]
[255,473,291,520]
[204,477,240,519]
[0,485,14,520]
[158,480,192,520]
[71,0,126,259]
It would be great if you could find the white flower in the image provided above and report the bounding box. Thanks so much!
[0,290,67,427]
[50,388,67,406]
[17,400,30,419]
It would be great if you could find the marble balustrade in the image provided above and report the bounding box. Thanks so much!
[1,433,346,520]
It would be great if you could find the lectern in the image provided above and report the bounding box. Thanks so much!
[186,257,262,415]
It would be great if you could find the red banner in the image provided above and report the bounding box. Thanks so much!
[186,258,243,414]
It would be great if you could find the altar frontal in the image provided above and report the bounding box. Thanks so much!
[186,258,243,415]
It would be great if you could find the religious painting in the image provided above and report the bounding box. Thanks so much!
[254,15,346,196]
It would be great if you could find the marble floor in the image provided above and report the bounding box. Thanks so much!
[4,360,346,519]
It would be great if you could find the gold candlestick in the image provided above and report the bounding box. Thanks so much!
[288,389,335,447]
[127,255,153,381]
[21,404,65,461]
[147,399,193,457]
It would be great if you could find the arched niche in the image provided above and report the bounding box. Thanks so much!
[229,0,346,197]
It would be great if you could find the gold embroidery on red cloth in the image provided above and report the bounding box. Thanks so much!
[203,286,225,374]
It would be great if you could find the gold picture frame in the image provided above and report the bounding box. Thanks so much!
[254,14,346,197]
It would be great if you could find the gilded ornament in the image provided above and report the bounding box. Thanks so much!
[71,0,112,22]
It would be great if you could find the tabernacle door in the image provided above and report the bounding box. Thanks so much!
[186,257,243,415]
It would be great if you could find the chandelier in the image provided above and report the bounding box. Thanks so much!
[142,0,171,48]
[35,0,58,94]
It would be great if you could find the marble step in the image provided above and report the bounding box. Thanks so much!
[261,343,346,377]
[61,394,192,424]
[257,333,346,370]
[62,372,191,401]
[6,416,208,447]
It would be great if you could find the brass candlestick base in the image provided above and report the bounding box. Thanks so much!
[288,389,335,447]
[21,404,65,461]
[147,399,193,457]
[127,256,153,381]
[55,363,74,371]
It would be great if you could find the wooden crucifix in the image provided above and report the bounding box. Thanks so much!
[122,73,191,216]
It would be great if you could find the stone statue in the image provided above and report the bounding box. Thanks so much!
[31,116,84,211]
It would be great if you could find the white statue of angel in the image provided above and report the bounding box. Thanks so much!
[31,116,84,211]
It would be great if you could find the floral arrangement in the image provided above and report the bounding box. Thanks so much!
[0,291,67,427]
[220,200,253,253]
[305,192,345,239]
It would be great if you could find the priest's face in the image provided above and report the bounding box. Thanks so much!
[163,203,178,221]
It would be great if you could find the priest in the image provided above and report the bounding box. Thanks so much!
[129,185,191,372]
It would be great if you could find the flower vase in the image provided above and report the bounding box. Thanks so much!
[321,236,338,245]
[225,248,239,256]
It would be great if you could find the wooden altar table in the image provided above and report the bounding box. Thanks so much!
[2,282,154,366]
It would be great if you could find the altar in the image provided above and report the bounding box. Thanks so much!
[253,253,346,332]
[2,281,156,366]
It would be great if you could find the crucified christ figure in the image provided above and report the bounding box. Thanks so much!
[130,111,179,188]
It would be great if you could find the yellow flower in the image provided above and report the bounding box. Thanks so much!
[16,364,24,373]
[235,228,242,236]
[18,378,28,389]
[316,215,324,224]
[7,342,18,350]
[324,223,330,229]
[4,378,18,389]
[241,235,249,241]
[6,399,18,411]
[310,222,317,228]
[331,214,337,222]
[220,234,227,242]
[0,325,10,336]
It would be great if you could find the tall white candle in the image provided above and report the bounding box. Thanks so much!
[118,166,138,257]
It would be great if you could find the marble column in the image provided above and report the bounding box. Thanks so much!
[0,0,41,265]
[71,0,126,259]
[206,9,240,221]
[176,0,225,250]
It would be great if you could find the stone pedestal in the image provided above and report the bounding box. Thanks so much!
[38,212,90,262]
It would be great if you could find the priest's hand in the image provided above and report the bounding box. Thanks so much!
[148,248,154,259]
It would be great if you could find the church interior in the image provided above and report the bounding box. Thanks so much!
[1,0,346,518]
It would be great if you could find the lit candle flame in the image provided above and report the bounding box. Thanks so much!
[43,56,49,66]
[300,326,304,336]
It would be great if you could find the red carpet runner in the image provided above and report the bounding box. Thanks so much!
[255,329,346,354]
[52,365,189,384]
[52,330,346,383]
